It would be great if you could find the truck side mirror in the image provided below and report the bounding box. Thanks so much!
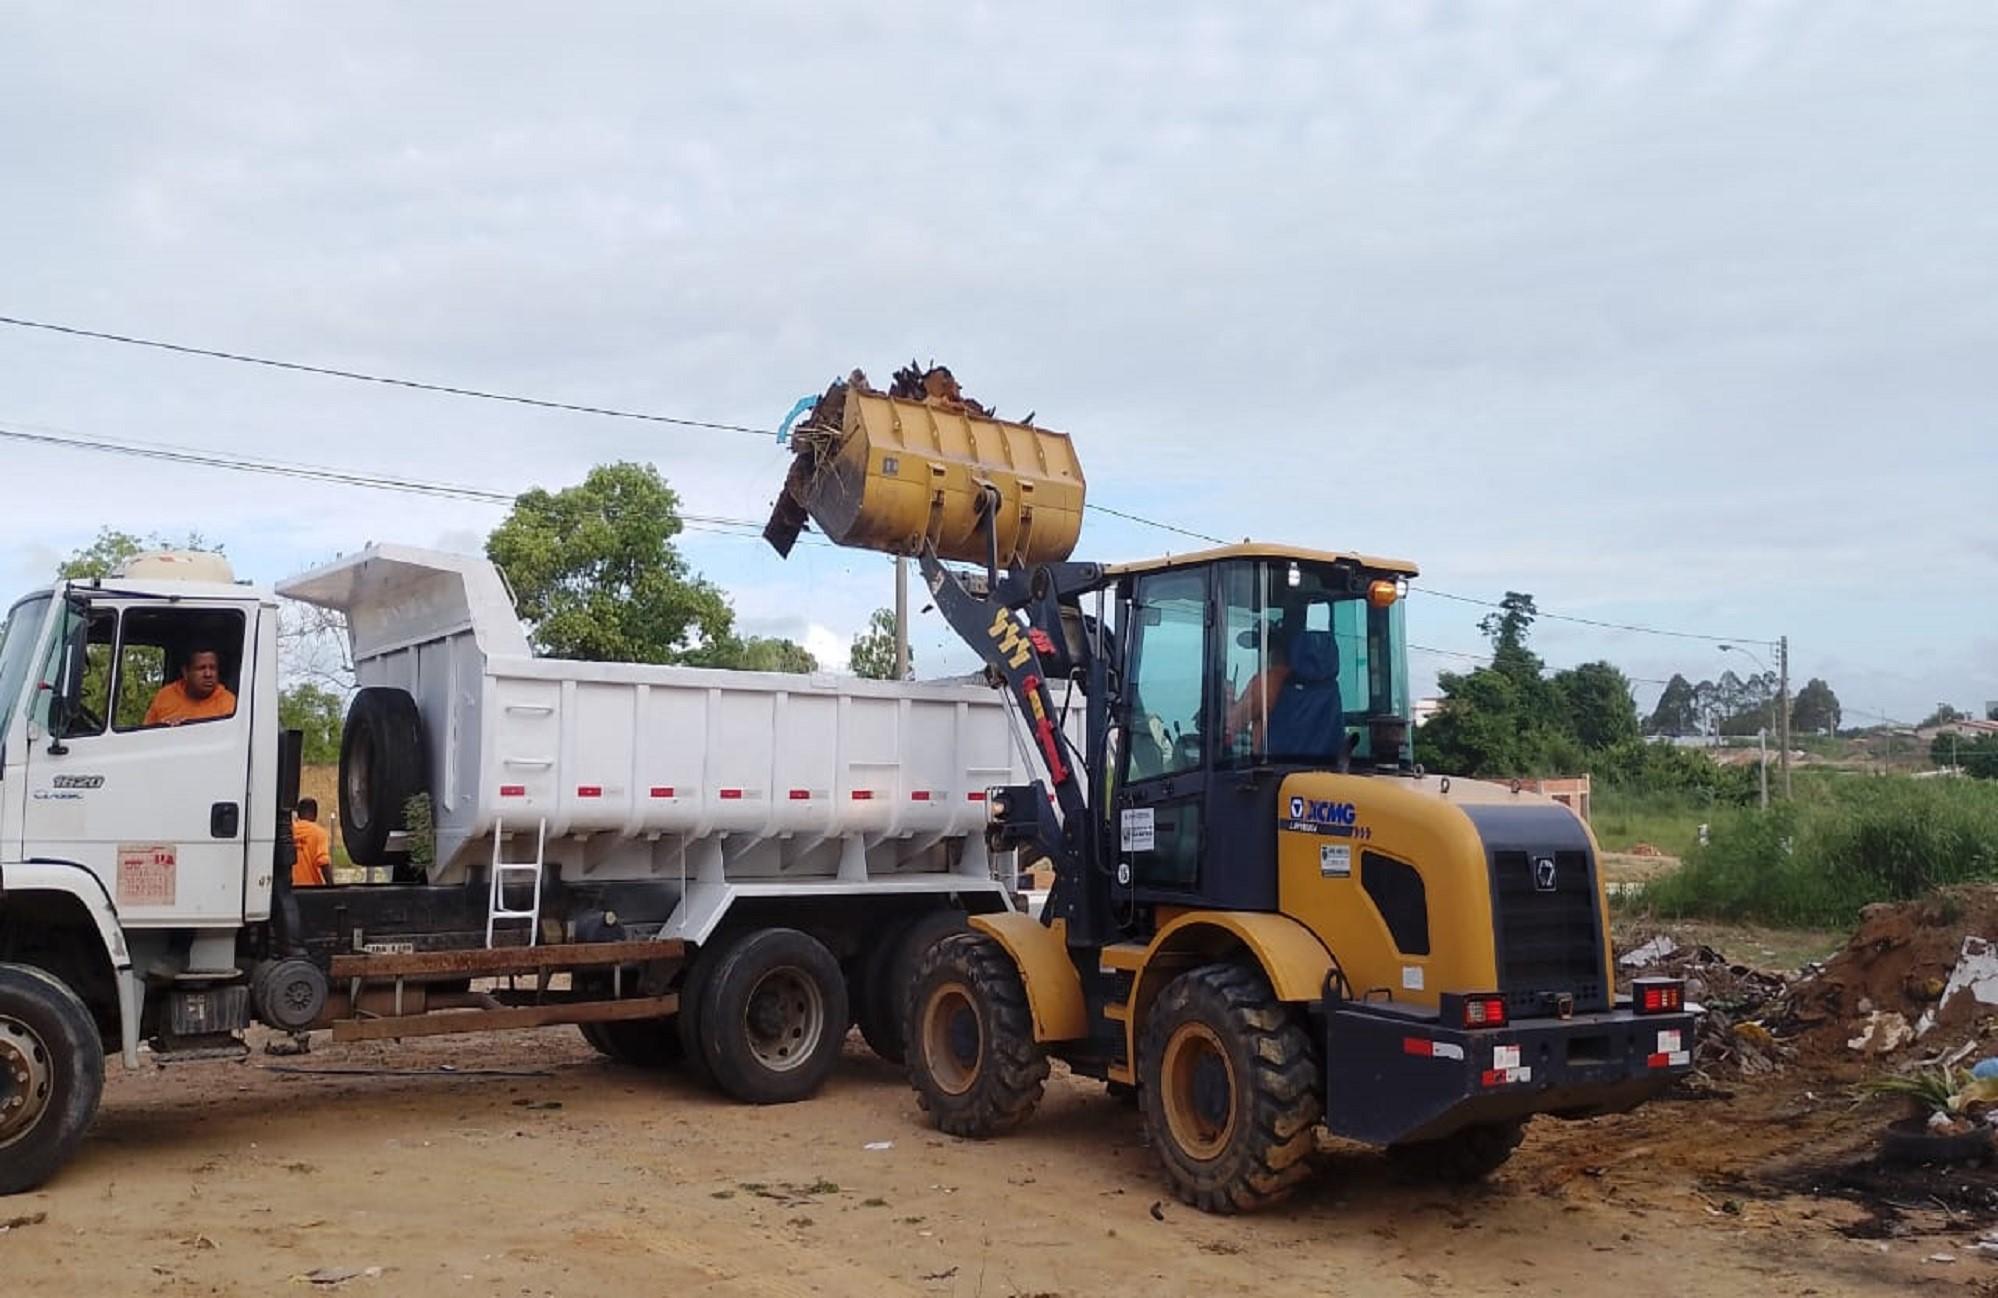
[45,605,89,754]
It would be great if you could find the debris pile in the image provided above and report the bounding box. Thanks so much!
[1616,934,1794,1076]
[1786,887,1998,1059]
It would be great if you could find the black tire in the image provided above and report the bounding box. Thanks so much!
[339,687,428,867]
[695,928,848,1104]
[579,1018,684,1068]
[858,908,970,1065]
[1138,963,1320,1214]
[1386,1120,1528,1182]
[675,935,734,1089]
[905,932,1048,1138]
[0,963,106,1196]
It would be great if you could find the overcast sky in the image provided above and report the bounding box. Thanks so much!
[2,2,1992,723]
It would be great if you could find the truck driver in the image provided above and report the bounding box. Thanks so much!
[141,646,237,727]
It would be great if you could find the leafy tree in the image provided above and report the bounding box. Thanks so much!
[486,464,710,662]
[1790,678,1841,735]
[1645,674,1700,737]
[59,527,219,579]
[1933,731,1998,778]
[279,683,345,764]
[733,636,817,673]
[1921,703,1967,729]
[1551,661,1639,750]
[849,607,905,680]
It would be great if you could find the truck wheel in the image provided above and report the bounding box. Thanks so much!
[906,932,1048,1138]
[675,935,735,1088]
[696,929,848,1104]
[0,963,105,1196]
[858,908,969,1065]
[1139,963,1320,1214]
[340,687,428,867]
[1387,1120,1527,1182]
[579,1018,684,1068]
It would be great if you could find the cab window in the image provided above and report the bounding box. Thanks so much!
[113,608,245,731]
[1124,569,1206,780]
[36,608,116,737]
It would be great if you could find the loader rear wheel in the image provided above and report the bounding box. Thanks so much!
[1139,963,1320,1214]
[696,928,847,1104]
[0,963,104,1196]
[906,932,1048,1138]
[857,908,969,1065]
[1387,1119,1527,1182]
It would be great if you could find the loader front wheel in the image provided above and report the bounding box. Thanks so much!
[906,932,1048,1138]
[1139,963,1320,1214]
[0,963,104,1196]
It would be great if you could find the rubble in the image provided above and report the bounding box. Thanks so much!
[1848,1011,1916,1055]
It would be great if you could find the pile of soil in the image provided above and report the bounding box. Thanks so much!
[1782,885,1998,1060]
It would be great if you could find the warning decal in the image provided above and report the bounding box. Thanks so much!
[118,843,177,907]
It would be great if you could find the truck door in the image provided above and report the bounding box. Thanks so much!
[1113,568,1209,906]
[20,597,255,926]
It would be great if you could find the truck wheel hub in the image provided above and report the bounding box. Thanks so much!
[744,969,823,1073]
[0,1016,53,1149]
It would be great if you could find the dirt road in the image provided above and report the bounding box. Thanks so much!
[0,1029,1964,1297]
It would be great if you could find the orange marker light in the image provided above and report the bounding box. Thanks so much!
[1367,579,1399,609]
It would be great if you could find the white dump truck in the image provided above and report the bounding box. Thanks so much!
[0,544,1025,1193]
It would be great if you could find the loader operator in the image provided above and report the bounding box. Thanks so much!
[1224,627,1289,754]
[141,646,236,727]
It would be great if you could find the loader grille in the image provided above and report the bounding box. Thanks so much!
[1490,848,1606,1015]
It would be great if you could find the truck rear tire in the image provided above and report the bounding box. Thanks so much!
[1139,963,1320,1214]
[696,928,848,1104]
[579,1018,684,1068]
[857,908,969,1065]
[340,687,428,867]
[1386,1119,1527,1182]
[906,931,1048,1138]
[0,963,105,1196]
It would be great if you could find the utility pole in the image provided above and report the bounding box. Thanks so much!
[1758,727,1769,810]
[1777,635,1791,798]
[893,555,910,681]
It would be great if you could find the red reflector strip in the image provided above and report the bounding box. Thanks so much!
[576,786,602,798]
[719,788,744,800]
[851,790,874,800]
[1403,1037,1434,1057]
[910,790,932,801]
[1647,1052,1670,1069]
[788,789,812,800]
[1481,1069,1507,1088]
[966,791,986,801]
[1647,1050,1692,1069]
[499,784,526,798]
[649,786,674,798]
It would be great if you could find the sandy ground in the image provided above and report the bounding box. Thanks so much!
[0,1024,1974,1298]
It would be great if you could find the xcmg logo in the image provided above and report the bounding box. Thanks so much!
[1287,796,1356,826]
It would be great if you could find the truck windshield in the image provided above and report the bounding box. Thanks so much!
[0,594,54,763]
[1217,560,1409,768]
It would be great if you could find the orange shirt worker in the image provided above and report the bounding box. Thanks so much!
[291,797,333,887]
[142,648,236,726]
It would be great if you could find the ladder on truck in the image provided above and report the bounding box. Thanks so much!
[487,817,547,947]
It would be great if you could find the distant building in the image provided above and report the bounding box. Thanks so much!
[1413,697,1443,728]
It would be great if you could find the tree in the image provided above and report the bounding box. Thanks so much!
[1645,674,1700,737]
[849,608,905,680]
[1920,703,1966,729]
[279,683,345,764]
[1934,731,1998,778]
[733,636,817,673]
[488,463,724,663]
[1790,678,1841,735]
[59,527,218,579]
[1551,661,1639,750]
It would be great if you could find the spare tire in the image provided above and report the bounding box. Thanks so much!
[339,687,428,867]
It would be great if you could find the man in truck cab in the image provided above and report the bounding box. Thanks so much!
[140,645,236,726]
[291,797,333,887]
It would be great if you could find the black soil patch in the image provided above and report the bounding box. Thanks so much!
[1752,1147,1998,1240]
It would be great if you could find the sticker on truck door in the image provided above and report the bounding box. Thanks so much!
[117,843,177,907]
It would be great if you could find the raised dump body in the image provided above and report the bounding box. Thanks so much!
[278,546,1026,937]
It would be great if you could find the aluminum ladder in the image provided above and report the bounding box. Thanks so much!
[487,817,547,947]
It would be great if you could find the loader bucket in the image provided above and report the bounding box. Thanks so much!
[764,381,1085,568]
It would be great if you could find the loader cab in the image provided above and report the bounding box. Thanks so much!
[1103,545,1416,917]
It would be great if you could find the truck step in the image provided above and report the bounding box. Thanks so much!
[1097,943,1148,974]
[148,1037,249,1066]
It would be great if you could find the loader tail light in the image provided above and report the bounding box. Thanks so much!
[1634,978,1684,1015]
[1462,994,1508,1029]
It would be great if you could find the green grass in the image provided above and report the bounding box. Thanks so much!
[1632,774,1998,927]
[1590,787,1715,858]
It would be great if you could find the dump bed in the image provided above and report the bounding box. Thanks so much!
[279,546,1028,890]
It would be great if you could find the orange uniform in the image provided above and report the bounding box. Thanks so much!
[1225,663,1290,751]
[291,818,332,887]
[142,680,237,727]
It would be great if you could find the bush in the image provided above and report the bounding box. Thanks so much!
[1589,739,1759,805]
[1637,776,1998,926]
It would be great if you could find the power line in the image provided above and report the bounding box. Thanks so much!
[0,314,774,435]
[1408,584,1773,648]
[1086,503,1226,546]
[1409,641,1672,688]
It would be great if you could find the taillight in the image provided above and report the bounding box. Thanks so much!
[1633,978,1684,1014]
[1461,994,1508,1030]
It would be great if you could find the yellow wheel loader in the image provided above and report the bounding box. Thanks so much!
[767,373,1697,1213]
